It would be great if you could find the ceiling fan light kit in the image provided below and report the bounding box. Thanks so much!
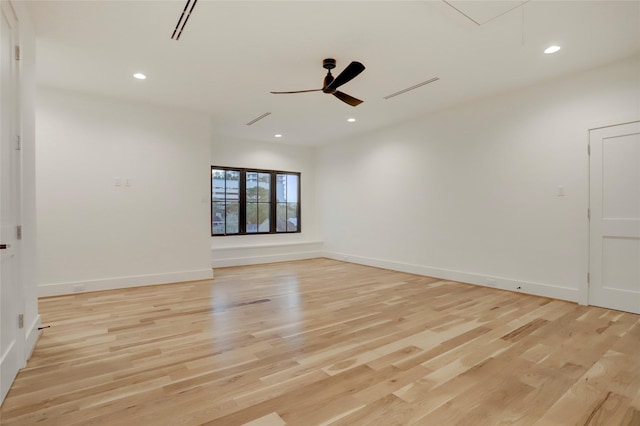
[271,58,366,107]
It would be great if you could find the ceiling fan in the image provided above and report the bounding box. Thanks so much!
[271,58,366,107]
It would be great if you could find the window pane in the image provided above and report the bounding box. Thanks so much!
[276,202,287,232]
[225,203,239,234]
[246,172,257,202]
[258,173,271,202]
[212,202,225,234]
[246,202,258,233]
[287,203,298,232]
[286,175,298,203]
[212,169,226,201]
[258,203,270,232]
[225,171,240,203]
[276,174,286,203]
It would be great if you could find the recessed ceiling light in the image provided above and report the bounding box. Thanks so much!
[347,118,356,122]
[544,45,561,54]
[274,134,282,138]
[133,73,147,80]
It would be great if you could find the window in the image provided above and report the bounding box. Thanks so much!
[212,167,300,236]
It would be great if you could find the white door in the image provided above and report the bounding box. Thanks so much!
[589,121,640,314]
[0,0,23,404]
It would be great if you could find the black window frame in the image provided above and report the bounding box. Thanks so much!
[211,166,301,236]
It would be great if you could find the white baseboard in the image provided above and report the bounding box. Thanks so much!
[38,269,214,297]
[212,241,323,268]
[0,340,18,403]
[322,251,580,303]
[0,315,42,404]
[25,314,41,360]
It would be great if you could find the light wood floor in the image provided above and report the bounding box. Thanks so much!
[2,259,639,425]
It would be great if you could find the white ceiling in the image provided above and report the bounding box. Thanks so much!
[26,0,640,146]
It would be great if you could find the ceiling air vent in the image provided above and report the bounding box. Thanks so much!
[383,77,440,100]
[246,112,272,126]
[171,0,198,40]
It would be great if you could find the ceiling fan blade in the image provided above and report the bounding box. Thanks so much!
[324,61,365,91]
[270,89,322,94]
[333,91,363,107]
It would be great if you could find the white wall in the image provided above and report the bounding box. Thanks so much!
[211,136,322,267]
[36,88,213,296]
[318,55,640,303]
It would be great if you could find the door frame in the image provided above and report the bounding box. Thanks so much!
[0,0,24,404]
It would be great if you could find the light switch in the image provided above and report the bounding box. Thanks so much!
[557,185,565,197]
[125,178,132,187]
[114,177,121,187]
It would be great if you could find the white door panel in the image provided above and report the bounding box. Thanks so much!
[589,122,640,314]
[602,132,640,218]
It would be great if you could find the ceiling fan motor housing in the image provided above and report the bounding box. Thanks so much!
[322,58,336,70]
[322,58,337,92]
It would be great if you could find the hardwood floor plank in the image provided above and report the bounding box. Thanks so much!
[241,412,286,426]
[2,258,639,425]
